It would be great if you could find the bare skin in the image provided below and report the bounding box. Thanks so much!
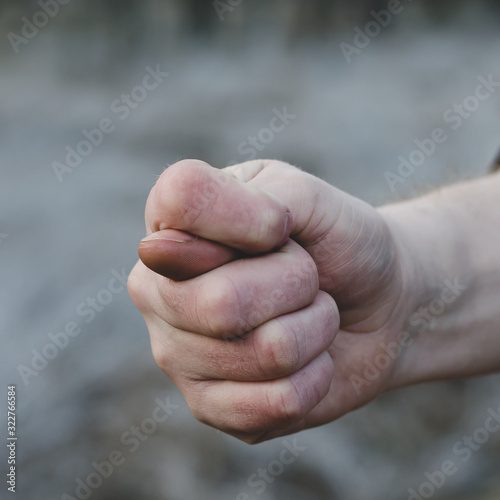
[128,159,500,444]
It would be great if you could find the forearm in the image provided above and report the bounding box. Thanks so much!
[380,172,500,386]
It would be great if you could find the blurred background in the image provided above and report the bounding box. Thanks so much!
[1,1,500,499]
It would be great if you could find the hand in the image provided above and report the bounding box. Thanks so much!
[128,159,419,443]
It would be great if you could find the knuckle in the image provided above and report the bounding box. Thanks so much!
[188,400,206,425]
[264,380,305,425]
[283,250,319,301]
[318,292,340,342]
[299,252,319,288]
[151,340,170,373]
[183,382,213,425]
[196,276,240,335]
[127,262,150,313]
[149,330,178,375]
[253,324,300,378]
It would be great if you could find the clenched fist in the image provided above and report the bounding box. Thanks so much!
[128,159,500,443]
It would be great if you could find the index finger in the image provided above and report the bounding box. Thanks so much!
[145,159,292,254]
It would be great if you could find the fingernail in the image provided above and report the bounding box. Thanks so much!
[278,211,292,247]
[140,232,197,244]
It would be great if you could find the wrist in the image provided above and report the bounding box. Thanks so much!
[378,193,475,388]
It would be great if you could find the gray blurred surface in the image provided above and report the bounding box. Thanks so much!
[1,2,500,499]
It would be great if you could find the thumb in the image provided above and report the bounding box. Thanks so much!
[138,229,240,281]
[139,159,292,280]
[145,159,292,254]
